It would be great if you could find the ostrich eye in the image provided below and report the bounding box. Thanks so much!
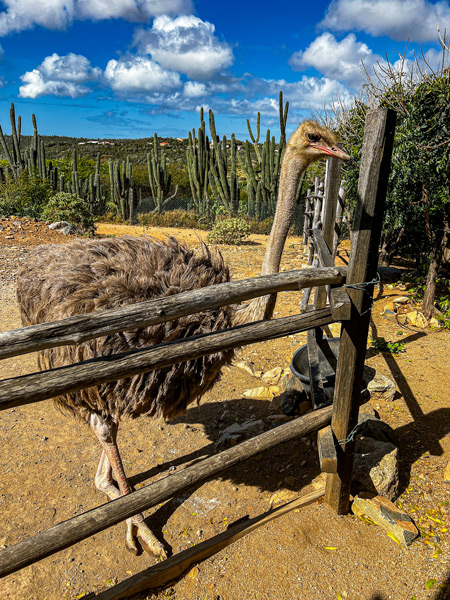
[307,133,321,143]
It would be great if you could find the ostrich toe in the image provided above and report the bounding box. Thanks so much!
[125,518,167,558]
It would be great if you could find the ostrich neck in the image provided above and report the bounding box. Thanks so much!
[261,152,306,276]
[233,151,308,325]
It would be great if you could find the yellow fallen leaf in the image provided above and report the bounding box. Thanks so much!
[324,546,338,550]
[427,515,444,524]
[440,527,448,532]
[386,532,401,545]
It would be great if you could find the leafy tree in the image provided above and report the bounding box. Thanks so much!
[335,47,450,318]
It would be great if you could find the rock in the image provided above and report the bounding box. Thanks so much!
[397,314,408,325]
[358,403,379,419]
[357,412,397,444]
[268,395,282,412]
[234,359,259,377]
[262,367,283,386]
[284,476,297,489]
[353,437,399,500]
[61,225,76,235]
[216,419,266,448]
[392,296,409,305]
[366,371,396,402]
[381,309,397,323]
[279,373,304,394]
[5,235,14,239]
[406,311,428,328]
[48,221,72,230]
[269,488,298,506]
[242,386,278,399]
[429,317,440,328]
[382,301,397,314]
[444,460,450,484]
[280,389,304,416]
[352,496,419,546]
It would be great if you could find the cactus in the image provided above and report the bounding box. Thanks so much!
[147,133,178,214]
[186,107,211,216]
[208,110,240,215]
[239,91,289,218]
[109,156,134,221]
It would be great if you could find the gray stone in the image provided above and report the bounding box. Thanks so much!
[61,225,76,235]
[366,370,396,401]
[216,419,266,448]
[279,373,304,394]
[48,221,72,230]
[353,437,399,501]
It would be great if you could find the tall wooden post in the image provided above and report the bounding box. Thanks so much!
[325,108,396,514]
[315,157,343,309]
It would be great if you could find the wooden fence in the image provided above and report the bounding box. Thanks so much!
[0,109,396,598]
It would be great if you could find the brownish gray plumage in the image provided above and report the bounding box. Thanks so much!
[17,235,234,422]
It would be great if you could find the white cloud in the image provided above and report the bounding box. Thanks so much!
[289,32,382,87]
[104,56,181,93]
[0,0,193,36]
[77,0,192,21]
[19,52,100,98]
[183,81,207,98]
[134,15,233,79]
[321,0,450,42]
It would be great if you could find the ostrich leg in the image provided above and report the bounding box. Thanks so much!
[90,414,167,558]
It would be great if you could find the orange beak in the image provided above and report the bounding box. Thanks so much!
[311,143,351,161]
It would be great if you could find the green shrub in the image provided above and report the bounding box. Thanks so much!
[42,192,96,235]
[0,172,52,218]
[206,217,251,245]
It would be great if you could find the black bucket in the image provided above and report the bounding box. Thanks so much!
[290,337,340,400]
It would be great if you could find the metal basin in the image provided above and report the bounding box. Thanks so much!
[290,337,340,400]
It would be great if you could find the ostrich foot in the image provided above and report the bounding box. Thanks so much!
[125,517,167,558]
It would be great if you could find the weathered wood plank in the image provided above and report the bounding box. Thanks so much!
[0,406,332,578]
[312,228,352,320]
[333,185,346,259]
[0,267,348,361]
[325,108,396,514]
[315,157,343,309]
[306,328,326,408]
[317,426,337,473]
[92,487,325,600]
[0,309,335,411]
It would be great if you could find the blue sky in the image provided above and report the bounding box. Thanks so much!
[0,0,448,140]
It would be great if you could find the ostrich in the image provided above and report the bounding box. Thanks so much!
[17,121,349,558]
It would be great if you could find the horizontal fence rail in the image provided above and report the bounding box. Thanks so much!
[0,404,333,578]
[0,267,348,360]
[0,308,334,411]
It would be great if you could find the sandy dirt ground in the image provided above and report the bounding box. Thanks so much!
[0,217,449,600]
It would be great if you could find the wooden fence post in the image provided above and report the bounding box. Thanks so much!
[325,108,396,514]
[315,157,343,309]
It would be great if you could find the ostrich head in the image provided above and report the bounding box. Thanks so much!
[287,120,350,165]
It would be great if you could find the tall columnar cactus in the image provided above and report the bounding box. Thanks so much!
[147,133,178,214]
[239,91,289,218]
[186,107,211,216]
[208,109,240,215]
[109,156,134,221]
